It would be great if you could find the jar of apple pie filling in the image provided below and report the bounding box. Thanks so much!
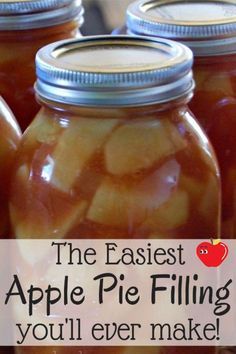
[10,35,221,239]
[0,98,20,354]
[0,0,84,132]
[127,0,236,238]
[11,34,219,354]
[0,97,21,238]
[10,35,220,241]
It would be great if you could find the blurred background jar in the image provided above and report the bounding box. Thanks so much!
[126,0,236,238]
[11,35,219,354]
[0,0,84,131]
[0,97,21,238]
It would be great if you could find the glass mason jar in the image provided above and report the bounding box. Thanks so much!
[127,0,236,238]
[10,35,220,354]
[0,0,84,131]
[0,96,21,238]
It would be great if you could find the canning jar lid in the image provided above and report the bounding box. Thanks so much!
[127,0,236,56]
[0,0,84,30]
[35,35,194,107]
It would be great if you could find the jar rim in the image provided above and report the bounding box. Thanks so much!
[127,0,236,56]
[0,0,84,30]
[35,35,194,107]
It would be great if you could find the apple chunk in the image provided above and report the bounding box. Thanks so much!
[179,174,205,201]
[87,160,181,228]
[105,119,186,176]
[142,190,189,231]
[87,178,141,228]
[10,200,88,239]
[22,114,62,150]
[51,118,118,193]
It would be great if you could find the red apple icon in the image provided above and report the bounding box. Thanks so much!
[196,240,228,267]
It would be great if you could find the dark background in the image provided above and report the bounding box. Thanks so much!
[81,0,133,35]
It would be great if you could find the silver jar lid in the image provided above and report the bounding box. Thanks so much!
[0,0,84,30]
[127,0,236,56]
[35,35,194,107]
